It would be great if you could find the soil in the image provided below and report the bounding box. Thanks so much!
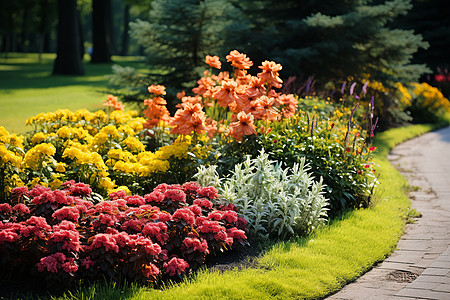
[386,270,419,283]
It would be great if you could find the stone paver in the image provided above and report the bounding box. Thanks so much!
[327,126,450,300]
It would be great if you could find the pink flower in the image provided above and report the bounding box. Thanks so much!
[152,211,172,222]
[142,263,160,278]
[163,257,189,276]
[226,227,247,240]
[52,206,80,222]
[197,220,224,234]
[121,219,147,233]
[124,195,145,206]
[164,189,187,203]
[144,191,165,203]
[28,185,51,198]
[50,228,81,252]
[187,205,202,216]
[197,187,218,199]
[81,257,96,269]
[20,216,51,237]
[134,236,162,256]
[108,189,127,200]
[182,237,209,254]
[142,222,168,244]
[172,208,195,226]
[53,220,77,231]
[193,198,213,209]
[12,203,30,215]
[89,233,119,253]
[0,229,19,244]
[65,182,92,197]
[0,203,11,214]
[182,182,201,193]
[37,255,60,273]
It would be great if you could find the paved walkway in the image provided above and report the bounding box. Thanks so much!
[327,126,450,300]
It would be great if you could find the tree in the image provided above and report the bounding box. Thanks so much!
[53,0,84,75]
[91,0,113,63]
[238,0,429,84]
[125,0,249,103]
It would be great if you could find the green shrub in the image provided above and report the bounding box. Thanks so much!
[195,150,328,239]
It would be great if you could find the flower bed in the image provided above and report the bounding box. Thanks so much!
[0,50,384,292]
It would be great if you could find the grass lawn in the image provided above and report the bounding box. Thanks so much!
[0,53,145,134]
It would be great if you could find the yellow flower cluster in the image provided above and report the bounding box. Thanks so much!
[412,82,450,111]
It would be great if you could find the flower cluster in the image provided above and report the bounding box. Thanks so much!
[0,181,248,288]
[0,105,207,201]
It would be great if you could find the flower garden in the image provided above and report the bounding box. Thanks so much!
[1,50,450,297]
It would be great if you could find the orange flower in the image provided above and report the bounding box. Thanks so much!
[148,85,166,95]
[257,60,283,88]
[177,91,186,99]
[228,111,257,141]
[205,55,222,69]
[212,79,240,108]
[171,111,207,135]
[253,96,278,121]
[192,76,216,97]
[175,96,203,109]
[143,97,171,128]
[226,50,253,70]
[274,94,298,119]
[103,94,124,111]
[205,118,218,138]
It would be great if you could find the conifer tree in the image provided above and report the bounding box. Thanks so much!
[122,0,248,105]
[238,0,430,85]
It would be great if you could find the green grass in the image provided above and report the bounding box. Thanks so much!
[0,53,145,134]
[48,124,439,300]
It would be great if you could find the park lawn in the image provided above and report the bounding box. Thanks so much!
[53,124,440,300]
[0,53,145,134]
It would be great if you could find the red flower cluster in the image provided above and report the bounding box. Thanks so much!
[0,181,249,288]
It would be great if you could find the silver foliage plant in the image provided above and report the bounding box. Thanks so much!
[194,150,329,239]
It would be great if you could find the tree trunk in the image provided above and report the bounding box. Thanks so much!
[91,0,113,63]
[52,0,85,75]
[120,4,130,56]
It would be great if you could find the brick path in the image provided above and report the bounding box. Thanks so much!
[327,126,450,300]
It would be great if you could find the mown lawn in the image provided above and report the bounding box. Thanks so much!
[0,53,145,134]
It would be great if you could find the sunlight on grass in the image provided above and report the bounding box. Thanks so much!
[0,53,145,134]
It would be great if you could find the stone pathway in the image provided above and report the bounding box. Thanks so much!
[327,126,450,300]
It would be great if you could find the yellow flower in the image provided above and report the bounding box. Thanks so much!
[109,185,131,196]
[56,126,72,139]
[50,178,63,190]
[55,162,67,173]
[122,136,145,152]
[31,132,47,144]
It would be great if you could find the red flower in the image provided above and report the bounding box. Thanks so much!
[142,263,160,278]
[172,208,195,226]
[164,189,187,203]
[187,205,202,216]
[0,203,11,214]
[52,206,80,222]
[182,182,201,192]
[145,191,165,203]
[183,237,209,253]
[109,189,127,200]
[124,195,145,206]
[227,227,247,240]
[197,186,218,200]
[89,233,119,253]
[142,222,168,244]
[0,229,19,244]
[163,257,189,276]
[193,199,213,209]
[81,257,96,269]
